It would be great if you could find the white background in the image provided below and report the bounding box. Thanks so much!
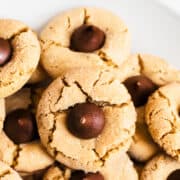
[158,0,180,16]
[0,0,179,68]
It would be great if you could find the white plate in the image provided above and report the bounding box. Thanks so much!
[1,0,180,68]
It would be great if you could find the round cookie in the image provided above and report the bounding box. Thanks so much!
[128,106,160,162]
[43,152,138,180]
[0,160,22,180]
[145,83,180,161]
[0,19,40,98]
[0,88,54,173]
[120,54,180,162]
[37,67,136,171]
[40,7,130,78]
[141,154,180,180]
[28,65,48,84]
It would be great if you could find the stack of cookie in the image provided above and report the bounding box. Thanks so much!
[0,7,179,180]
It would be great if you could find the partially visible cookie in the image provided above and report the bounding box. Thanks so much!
[5,88,31,114]
[122,54,180,162]
[120,54,180,84]
[0,19,40,98]
[0,160,22,180]
[37,67,136,171]
[0,88,54,173]
[128,106,160,162]
[145,83,180,160]
[43,152,138,180]
[43,165,71,180]
[40,7,130,78]
[141,154,180,180]
[28,65,48,84]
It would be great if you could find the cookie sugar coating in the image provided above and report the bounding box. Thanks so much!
[0,160,22,180]
[40,7,130,78]
[43,152,138,180]
[0,19,40,98]
[0,88,54,173]
[146,83,180,160]
[141,154,180,180]
[37,67,136,171]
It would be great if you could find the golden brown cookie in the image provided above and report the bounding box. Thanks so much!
[121,54,180,162]
[40,7,130,78]
[0,88,54,173]
[128,106,160,162]
[0,19,40,98]
[141,154,180,180]
[37,67,136,171]
[146,83,180,160]
[119,54,180,84]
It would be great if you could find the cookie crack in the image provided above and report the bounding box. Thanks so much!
[138,55,169,84]
[92,71,104,88]
[0,170,11,178]
[97,50,119,68]
[92,69,116,87]
[47,114,57,157]
[40,40,66,52]
[67,16,71,29]
[148,91,179,152]
[10,27,29,40]
[83,8,90,24]
[74,80,127,107]
[158,91,177,126]
[158,91,170,106]
[53,84,66,107]
[73,81,90,101]
[12,145,22,169]
[148,103,175,141]
[100,136,132,161]
[54,77,131,110]
[160,130,175,142]
[53,78,71,108]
